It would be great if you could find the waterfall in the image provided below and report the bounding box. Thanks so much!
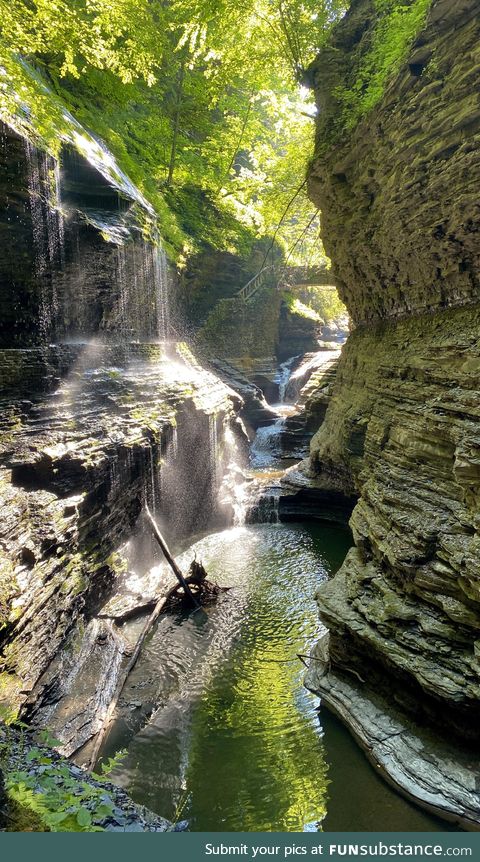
[240,355,302,523]
[276,355,299,404]
[209,413,220,492]
[171,425,178,458]
[25,139,65,340]
[219,419,249,526]
[73,234,170,343]
[109,453,120,500]
[148,443,158,515]
[249,355,299,469]
[250,417,286,468]
[154,242,170,342]
[21,135,170,345]
[246,491,280,524]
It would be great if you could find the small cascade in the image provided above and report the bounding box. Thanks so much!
[249,358,298,469]
[213,356,299,525]
[25,139,65,340]
[276,355,299,403]
[245,489,280,524]
[244,355,301,522]
[249,417,286,468]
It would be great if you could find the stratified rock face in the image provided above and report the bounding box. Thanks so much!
[0,109,245,720]
[307,0,480,743]
[0,342,242,717]
[0,118,168,348]
[309,0,480,325]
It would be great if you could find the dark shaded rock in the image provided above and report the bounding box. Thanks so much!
[279,463,356,524]
[277,302,321,361]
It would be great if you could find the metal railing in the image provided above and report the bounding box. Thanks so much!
[236,264,279,302]
[236,263,336,303]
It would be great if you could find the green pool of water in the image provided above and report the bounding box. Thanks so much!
[106,522,450,832]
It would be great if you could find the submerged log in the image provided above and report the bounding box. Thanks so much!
[87,586,174,768]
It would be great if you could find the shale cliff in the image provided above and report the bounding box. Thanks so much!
[0,83,245,733]
[306,0,480,762]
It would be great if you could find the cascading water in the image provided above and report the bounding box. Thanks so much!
[147,443,158,515]
[277,355,299,402]
[25,139,65,340]
[20,125,171,347]
[154,240,170,342]
[249,356,298,469]
[208,413,220,493]
[242,355,301,522]
[249,417,287,469]
[219,418,251,526]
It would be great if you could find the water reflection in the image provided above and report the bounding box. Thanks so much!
[107,523,449,833]
[108,522,350,831]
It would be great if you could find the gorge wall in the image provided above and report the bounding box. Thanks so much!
[0,77,245,731]
[306,0,480,756]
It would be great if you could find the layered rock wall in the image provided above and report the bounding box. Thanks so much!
[0,102,244,722]
[307,0,480,741]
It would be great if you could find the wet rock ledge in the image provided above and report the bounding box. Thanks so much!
[306,644,480,832]
[0,342,243,722]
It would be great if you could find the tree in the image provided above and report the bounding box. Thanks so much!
[0,0,347,259]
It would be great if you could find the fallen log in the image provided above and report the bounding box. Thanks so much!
[145,505,200,608]
[86,510,220,768]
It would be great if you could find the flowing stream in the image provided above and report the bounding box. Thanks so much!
[104,521,449,832]
[101,358,450,833]
[249,357,297,469]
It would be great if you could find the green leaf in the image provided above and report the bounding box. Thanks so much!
[47,811,71,825]
[76,807,92,828]
[94,802,115,819]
